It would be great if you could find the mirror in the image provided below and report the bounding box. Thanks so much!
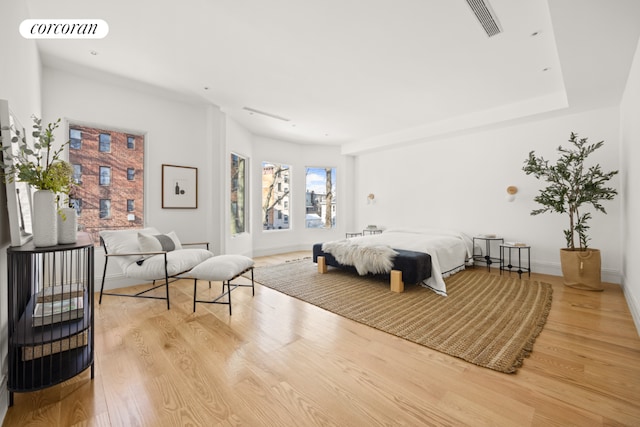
[0,99,33,246]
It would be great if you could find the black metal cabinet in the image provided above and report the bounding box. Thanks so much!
[7,232,94,405]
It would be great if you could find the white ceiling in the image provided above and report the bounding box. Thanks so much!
[24,0,640,153]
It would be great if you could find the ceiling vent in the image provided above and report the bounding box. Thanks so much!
[242,106,290,122]
[465,0,502,37]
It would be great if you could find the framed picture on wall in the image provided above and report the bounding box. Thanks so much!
[162,164,198,209]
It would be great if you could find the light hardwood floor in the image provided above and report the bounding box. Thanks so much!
[3,251,640,426]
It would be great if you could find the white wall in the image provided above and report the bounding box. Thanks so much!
[42,66,224,289]
[251,136,354,257]
[354,107,622,282]
[0,1,43,418]
[621,38,640,331]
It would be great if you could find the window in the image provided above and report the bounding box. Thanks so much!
[127,199,134,212]
[70,129,82,149]
[262,161,290,230]
[72,164,82,184]
[69,124,145,244]
[305,167,336,228]
[230,153,247,235]
[70,198,82,216]
[99,199,111,219]
[127,136,135,149]
[99,166,111,185]
[99,133,111,152]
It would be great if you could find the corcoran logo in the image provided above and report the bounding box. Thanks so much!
[20,19,109,39]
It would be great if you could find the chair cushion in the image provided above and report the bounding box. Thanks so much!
[186,255,254,281]
[138,231,183,252]
[100,227,160,270]
[125,248,213,280]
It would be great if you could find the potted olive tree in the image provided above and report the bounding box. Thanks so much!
[523,132,618,291]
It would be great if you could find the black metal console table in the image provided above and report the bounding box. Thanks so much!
[7,232,94,405]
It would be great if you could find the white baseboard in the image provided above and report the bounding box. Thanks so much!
[622,282,640,337]
[96,272,148,292]
[529,260,621,284]
[252,244,311,258]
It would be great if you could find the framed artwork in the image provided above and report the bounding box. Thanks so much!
[162,164,198,209]
[0,99,34,246]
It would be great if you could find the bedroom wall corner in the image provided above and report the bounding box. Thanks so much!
[620,35,640,335]
[353,107,623,282]
[251,136,347,257]
[207,103,225,256]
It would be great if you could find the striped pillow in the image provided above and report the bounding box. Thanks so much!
[138,231,183,253]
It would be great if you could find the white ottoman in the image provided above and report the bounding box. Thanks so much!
[186,255,255,315]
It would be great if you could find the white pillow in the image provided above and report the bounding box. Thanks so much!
[138,231,183,253]
[100,227,160,270]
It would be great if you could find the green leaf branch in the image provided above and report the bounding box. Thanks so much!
[1,116,75,196]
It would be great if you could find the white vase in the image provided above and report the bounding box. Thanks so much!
[57,207,78,244]
[32,190,58,247]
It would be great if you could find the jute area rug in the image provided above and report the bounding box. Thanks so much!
[252,259,553,374]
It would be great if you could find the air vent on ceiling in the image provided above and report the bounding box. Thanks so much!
[243,107,290,122]
[465,0,502,37]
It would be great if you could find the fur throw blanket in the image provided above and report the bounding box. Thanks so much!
[322,240,398,275]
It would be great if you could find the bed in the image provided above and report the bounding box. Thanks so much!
[312,228,474,296]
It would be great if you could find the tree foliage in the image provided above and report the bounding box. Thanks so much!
[262,164,289,228]
[324,168,333,228]
[522,132,618,250]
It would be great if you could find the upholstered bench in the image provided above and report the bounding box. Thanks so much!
[312,243,431,292]
[184,254,255,315]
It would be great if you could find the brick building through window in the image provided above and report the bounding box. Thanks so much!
[69,125,144,244]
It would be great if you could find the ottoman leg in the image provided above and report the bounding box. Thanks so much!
[193,279,198,312]
[226,281,232,315]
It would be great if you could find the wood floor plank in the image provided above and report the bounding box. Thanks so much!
[3,252,640,426]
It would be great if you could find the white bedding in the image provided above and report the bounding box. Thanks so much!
[322,228,473,296]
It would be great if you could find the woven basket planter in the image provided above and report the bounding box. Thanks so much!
[560,248,603,291]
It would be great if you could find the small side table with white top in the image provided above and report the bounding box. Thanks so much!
[499,243,531,278]
[473,235,504,271]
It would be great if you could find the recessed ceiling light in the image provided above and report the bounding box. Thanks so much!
[542,67,551,72]
[531,31,541,37]
[90,50,98,56]
[203,86,209,90]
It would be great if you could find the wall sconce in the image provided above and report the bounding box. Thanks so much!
[367,193,376,204]
[506,186,518,202]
